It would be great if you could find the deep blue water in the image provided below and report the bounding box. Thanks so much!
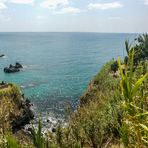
[0,32,138,117]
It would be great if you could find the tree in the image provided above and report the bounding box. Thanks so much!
[125,34,148,65]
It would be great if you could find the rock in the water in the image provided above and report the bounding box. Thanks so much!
[4,62,23,73]
[15,62,23,68]
[4,67,20,73]
[0,54,5,57]
[52,128,56,133]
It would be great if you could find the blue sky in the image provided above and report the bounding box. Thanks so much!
[0,0,148,32]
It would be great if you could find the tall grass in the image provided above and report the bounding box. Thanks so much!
[31,119,49,148]
[118,50,148,147]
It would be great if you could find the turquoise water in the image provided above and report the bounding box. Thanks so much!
[0,32,137,117]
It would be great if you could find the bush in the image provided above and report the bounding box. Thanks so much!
[125,34,148,65]
[111,60,118,72]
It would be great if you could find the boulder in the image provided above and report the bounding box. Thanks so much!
[0,54,5,57]
[15,62,23,68]
[12,98,34,133]
[12,110,34,133]
[4,62,23,73]
[4,67,20,73]
[52,128,56,133]
[9,64,15,68]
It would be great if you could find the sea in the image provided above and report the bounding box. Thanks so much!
[0,32,138,125]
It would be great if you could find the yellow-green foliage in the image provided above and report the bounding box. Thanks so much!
[31,119,49,148]
[0,133,34,148]
[0,84,23,141]
[118,51,148,147]
[80,60,120,105]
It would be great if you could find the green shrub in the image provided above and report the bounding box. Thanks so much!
[125,34,148,65]
[111,60,118,72]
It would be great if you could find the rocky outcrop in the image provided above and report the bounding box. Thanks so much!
[15,62,23,69]
[4,66,20,73]
[0,83,34,133]
[12,113,34,133]
[4,63,23,73]
[12,98,34,133]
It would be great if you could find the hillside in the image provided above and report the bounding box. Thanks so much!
[0,34,147,148]
[0,83,34,146]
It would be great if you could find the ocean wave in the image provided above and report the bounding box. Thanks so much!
[20,85,26,89]
[22,65,28,69]
[24,110,65,134]
[23,64,39,69]
[20,83,36,89]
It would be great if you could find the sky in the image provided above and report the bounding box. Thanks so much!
[0,0,148,33]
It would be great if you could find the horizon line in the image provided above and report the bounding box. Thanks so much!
[0,31,143,34]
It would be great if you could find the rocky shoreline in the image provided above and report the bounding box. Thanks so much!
[12,97,34,133]
[0,82,34,133]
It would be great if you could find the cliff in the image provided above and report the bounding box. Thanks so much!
[0,83,34,134]
[80,61,120,106]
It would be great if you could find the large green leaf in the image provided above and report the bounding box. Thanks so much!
[132,73,148,97]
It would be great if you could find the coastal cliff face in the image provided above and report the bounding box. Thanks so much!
[0,83,34,134]
[80,61,119,106]
[67,61,122,147]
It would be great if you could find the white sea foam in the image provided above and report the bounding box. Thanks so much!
[20,85,26,88]
[24,103,65,133]
[28,83,35,87]
[25,112,65,134]
[20,83,36,89]
[22,64,39,70]
[22,65,28,69]
[2,55,8,59]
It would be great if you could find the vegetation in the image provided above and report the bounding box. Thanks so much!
[125,34,148,65]
[0,34,147,147]
[31,119,49,148]
[0,84,34,147]
[110,60,118,72]
[119,50,148,147]
[0,84,22,133]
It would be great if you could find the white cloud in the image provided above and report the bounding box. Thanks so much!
[37,15,45,19]
[41,0,69,9]
[0,13,11,22]
[54,7,80,14]
[108,16,121,20]
[10,0,34,5]
[88,1,123,10]
[0,0,7,9]
[144,0,148,5]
